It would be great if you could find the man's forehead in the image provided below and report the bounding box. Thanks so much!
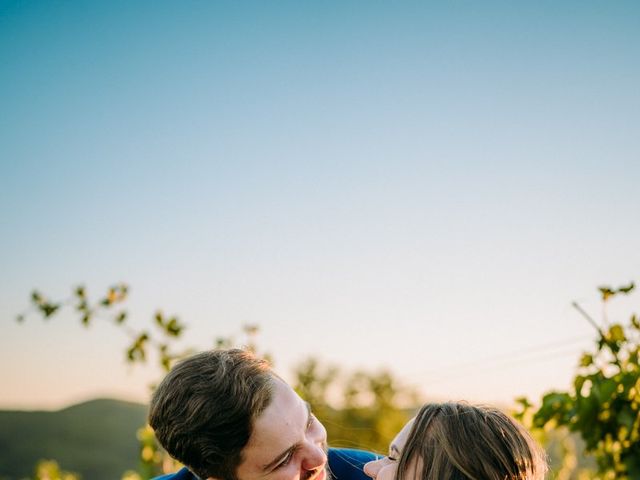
[239,380,309,469]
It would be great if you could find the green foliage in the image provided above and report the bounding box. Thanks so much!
[18,284,189,374]
[34,460,79,480]
[517,282,639,480]
[293,358,417,453]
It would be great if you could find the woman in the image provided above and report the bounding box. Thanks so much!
[363,402,547,480]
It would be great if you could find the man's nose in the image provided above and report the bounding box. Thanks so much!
[363,458,384,479]
[301,442,327,471]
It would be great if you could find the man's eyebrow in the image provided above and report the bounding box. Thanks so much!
[262,403,312,472]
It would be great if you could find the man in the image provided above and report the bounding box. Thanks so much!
[149,349,375,480]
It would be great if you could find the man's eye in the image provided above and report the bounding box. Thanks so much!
[276,451,294,469]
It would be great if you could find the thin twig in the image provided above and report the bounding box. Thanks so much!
[572,301,605,338]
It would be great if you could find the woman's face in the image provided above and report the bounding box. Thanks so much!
[363,418,415,480]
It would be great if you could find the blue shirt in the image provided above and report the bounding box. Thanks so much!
[153,448,376,480]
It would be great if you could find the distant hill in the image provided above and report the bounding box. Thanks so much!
[0,398,148,480]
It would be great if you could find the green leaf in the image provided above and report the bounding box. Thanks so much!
[608,324,626,343]
[617,282,635,294]
[574,375,587,395]
[594,378,617,403]
[165,317,183,336]
[160,356,170,371]
[534,391,572,427]
[41,303,59,318]
[617,407,635,429]
[599,286,615,301]
[31,290,43,304]
[580,354,594,367]
[624,455,640,479]
[627,349,639,368]
[126,332,149,363]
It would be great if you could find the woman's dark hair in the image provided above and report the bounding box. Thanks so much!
[396,402,547,480]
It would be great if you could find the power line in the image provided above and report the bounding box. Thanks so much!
[415,346,584,387]
[406,334,592,383]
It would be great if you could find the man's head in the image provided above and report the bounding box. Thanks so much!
[149,349,327,480]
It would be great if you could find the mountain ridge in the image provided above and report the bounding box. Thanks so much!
[0,397,148,480]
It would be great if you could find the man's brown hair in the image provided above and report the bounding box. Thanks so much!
[148,349,274,480]
[396,402,547,480]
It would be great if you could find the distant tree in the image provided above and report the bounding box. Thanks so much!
[293,358,418,453]
[517,282,639,480]
[33,460,79,480]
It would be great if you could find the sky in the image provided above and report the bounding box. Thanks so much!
[1,1,639,410]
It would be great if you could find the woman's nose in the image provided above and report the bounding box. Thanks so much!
[363,458,384,479]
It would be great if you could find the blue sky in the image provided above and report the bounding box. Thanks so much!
[1,1,639,409]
